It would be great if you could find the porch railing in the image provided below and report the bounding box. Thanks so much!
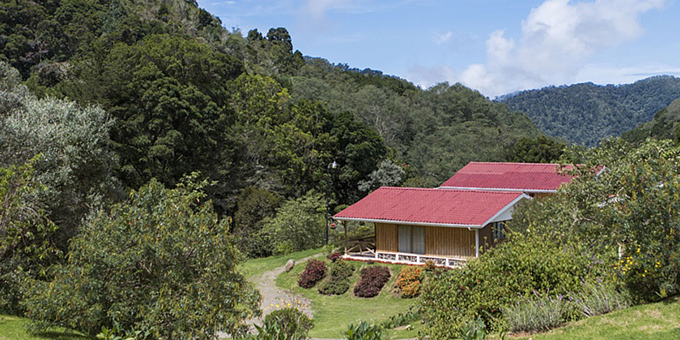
[344,235,376,256]
[342,250,467,268]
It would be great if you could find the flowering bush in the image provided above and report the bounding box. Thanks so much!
[298,259,327,288]
[395,266,423,298]
[354,266,391,298]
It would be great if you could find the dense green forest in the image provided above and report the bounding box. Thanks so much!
[0,0,543,253]
[501,76,680,146]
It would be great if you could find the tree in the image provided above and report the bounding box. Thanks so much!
[0,159,58,314]
[511,138,680,302]
[23,176,260,338]
[233,186,281,258]
[262,191,325,255]
[358,160,405,192]
[504,136,566,163]
[0,61,120,251]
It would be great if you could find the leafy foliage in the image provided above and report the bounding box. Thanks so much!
[354,266,391,298]
[420,237,603,338]
[22,176,260,338]
[318,260,354,296]
[298,259,327,289]
[262,191,325,255]
[254,307,313,340]
[233,187,281,258]
[513,138,680,302]
[0,159,58,314]
[504,135,566,163]
[0,61,119,254]
[343,321,386,340]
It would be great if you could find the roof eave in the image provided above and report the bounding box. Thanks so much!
[331,216,485,229]
[479,193,532,226]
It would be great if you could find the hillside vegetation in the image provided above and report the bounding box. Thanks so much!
[502,76,680,146]
[623,98,680,143]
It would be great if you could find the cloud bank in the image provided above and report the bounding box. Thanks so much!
[436,0,664,97]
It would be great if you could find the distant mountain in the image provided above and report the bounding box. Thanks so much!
[623,98,680,143]
[500,76,680,146]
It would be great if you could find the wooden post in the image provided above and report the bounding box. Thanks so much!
[344,221,348,254]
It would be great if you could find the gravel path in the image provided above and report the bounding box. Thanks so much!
[249,255,317,326]
[247,255,343,340]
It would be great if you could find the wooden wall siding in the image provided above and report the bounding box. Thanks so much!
[375,223,398,252]
[479,224,495,254]
[425,226,475,258]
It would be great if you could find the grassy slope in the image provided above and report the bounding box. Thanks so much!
[239,247,326,280]
[0,315,90,340]
[275,257,421,339]
[522,296,680,340]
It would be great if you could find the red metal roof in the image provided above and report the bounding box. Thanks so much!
[333,187,525,227]
[440,162,573,192]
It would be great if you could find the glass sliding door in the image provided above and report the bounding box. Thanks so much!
[398,225,411,253]
[412,226,425,254]
[398,225,426,255]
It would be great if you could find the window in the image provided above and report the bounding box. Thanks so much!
[398,225,425,254]
[492,221,507,240]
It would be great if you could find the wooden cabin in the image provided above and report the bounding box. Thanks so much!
[333,162,582,267]
[333,187,529,268]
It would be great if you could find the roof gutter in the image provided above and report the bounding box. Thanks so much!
[331,216,485,229]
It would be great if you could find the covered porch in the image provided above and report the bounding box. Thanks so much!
[337,221,494,268]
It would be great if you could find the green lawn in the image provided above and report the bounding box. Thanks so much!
[239,247,326,280]
[520,296,680,340]
[276,258,421,339]
[0,315,91,340]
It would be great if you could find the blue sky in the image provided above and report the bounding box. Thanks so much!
[196,0,680,97]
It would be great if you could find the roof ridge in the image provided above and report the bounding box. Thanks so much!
[467,161,560,166]
[378,186,524,195]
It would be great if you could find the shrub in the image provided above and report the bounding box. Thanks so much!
[255,307,313,339]
[380,305,422,329]
[503,293,569,333]
[298,259,327,289]
[22,177,260,338]
[343,321,386,340]
[319,260,354,295]
[395,266,423,298]
[460,317,487,340]
[420,236,603,338]
[354,266,391,298]
[572,282,630,318]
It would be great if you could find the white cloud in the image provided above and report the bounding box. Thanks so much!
[460,0,664,97]
[305,0,348,20]
[406,65,457,89]
[433,31,454,44]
